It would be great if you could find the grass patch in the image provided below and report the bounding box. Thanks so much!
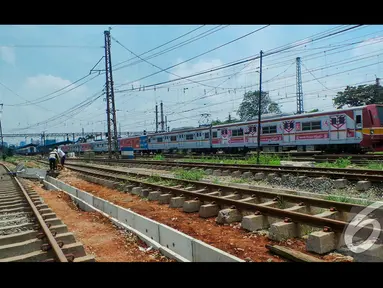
[153,154,165,161]
[230,178,248,184]
[180,153,281,166]
[173,168,206,181]
[212,177,221,184]
[146,174,179,186]
[324,194,371,205]
[365,161,383,170]
[316,157,352,169]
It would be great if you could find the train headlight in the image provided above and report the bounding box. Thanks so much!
[371,130,374,135]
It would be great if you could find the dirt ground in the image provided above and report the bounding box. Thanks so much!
[53,169,350,262]
[27,180,174,262]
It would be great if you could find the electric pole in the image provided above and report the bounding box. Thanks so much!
[104,28,119,159]
[160,101,164,132]
[165,115,168,132]
[155,104,158,133]
[296,57,304,114]
[256,51,263,165]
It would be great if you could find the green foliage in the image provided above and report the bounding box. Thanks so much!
[365,161,383,170]
[333,84,383,109]
[307,108,319,113]
[237,90,281,121]
[173,168,206,181]
[153,154,165,161]
[324,195,370,205]
[316,157,352,169]
[181,153,281,166]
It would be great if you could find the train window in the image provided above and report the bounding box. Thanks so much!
[205,132,210,139]
[303,121,321,131]
[262,126,277,134]
[311,121,321,130]
[171,136,177,141]
[157,137,163,143]
[232,129,244,136]
[212,131,218,138]
[356,115,362,124]
[302,122,311,131]
[186,134,194,140]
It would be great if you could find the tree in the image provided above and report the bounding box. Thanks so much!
[237,90,281,121]
[211,116,239,126]
[333,84,383,109]
[307,108,319,113]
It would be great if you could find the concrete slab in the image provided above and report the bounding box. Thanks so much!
[148,191,162,201]
[183,200,201,213]
[269,222,298,241]
[103,201,118,219]
[306,231,336,255]
[241,214,270,231]
[356,181,371,191]
[117,207,135,227]
[158,194,172,204]
[199,204,219,218]
[242,172,253,179]
[333,179,348,189]
[232,171,242,177]
[92,197,105,212]
[158,224,193,261]
[254,172,265,181]
[169,197,185,208]
[131,187,142,195]
[133,215,160,243]
[216,208,242,224]
[192,239,245,262]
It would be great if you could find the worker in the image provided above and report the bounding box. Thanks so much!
[57,147,66,167]
[48,148,60,171]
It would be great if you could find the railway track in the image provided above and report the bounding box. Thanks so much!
[68,158,383,183]
[60,161,382,258]
[0,163,94,262]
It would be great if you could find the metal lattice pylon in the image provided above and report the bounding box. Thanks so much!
[296,57,304,114]
[104,29,119,159]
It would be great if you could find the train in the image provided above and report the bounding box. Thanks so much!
[58,104,383,155]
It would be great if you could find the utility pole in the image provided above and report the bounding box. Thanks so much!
[155,104,158,133]
[0,104,4,160]
[296,57,304,114]
[256,51,263,165]
[228,113,231,123]
[160,101,164,132]
[104,28,119,159]
[165,116,168,132]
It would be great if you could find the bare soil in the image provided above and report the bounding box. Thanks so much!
[27,179,174,262]
[54,169,347,262]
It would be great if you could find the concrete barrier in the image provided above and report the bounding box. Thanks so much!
[45,176,244,262]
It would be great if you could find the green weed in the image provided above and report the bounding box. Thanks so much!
[153,154,165,161]
[173,168,206,181]
[316,157,352,169]
[179,153,281,166]
[324,195,370,205]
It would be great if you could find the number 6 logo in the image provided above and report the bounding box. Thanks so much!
[344,202,383,253]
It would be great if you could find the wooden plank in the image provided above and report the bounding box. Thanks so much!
[265,244,325,262]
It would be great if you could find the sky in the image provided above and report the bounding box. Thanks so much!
[1,24,383,145]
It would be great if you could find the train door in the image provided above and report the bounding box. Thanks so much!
[330,114,347,141]
[282,120,295,145]
[353,109,363,140]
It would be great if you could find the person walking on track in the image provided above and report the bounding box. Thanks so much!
[57,146,66,167]
[48,148,60,171]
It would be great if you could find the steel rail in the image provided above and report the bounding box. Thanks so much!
[64,164,380,239]
[68,158,383,182]
[64,162,369,213]
[1,163,68,262]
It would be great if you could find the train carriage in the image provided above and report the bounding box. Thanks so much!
[62,104,383,154]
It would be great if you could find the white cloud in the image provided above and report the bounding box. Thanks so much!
[0,47,15,65]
